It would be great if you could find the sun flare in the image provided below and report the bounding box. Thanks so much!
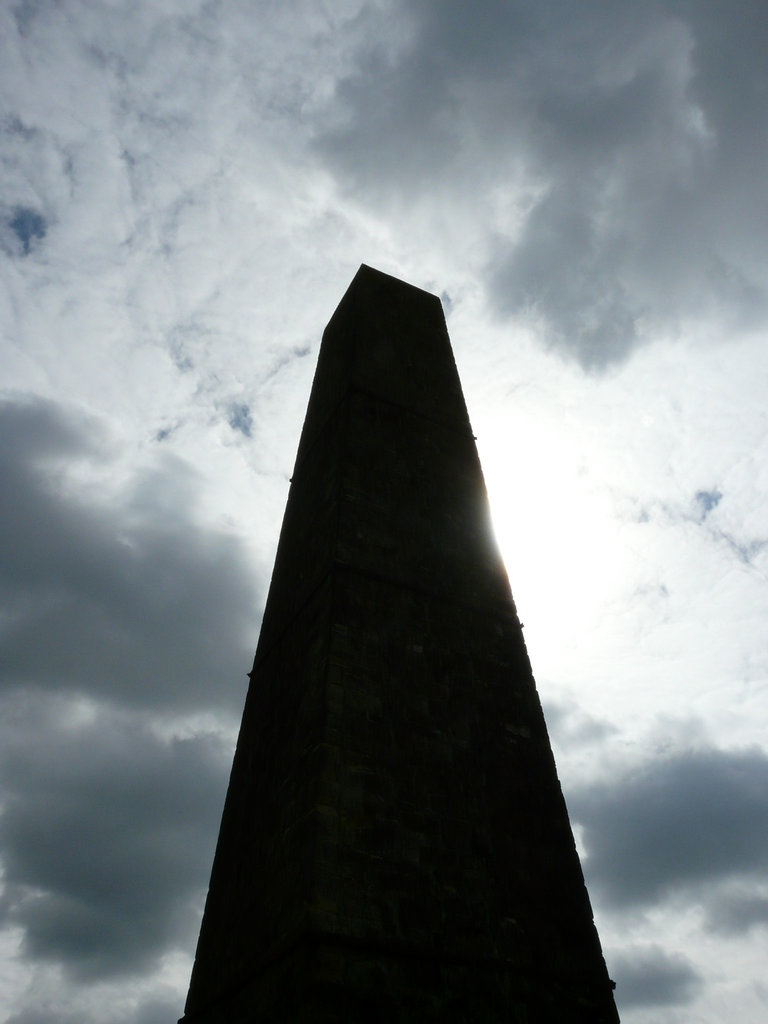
[479,422,629,672]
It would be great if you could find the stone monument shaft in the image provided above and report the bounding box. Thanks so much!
[181,266,619,1022]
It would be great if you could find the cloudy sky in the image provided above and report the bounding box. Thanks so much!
[2,1,767,1021]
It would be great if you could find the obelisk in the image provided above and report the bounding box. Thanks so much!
[180,265,619,1022]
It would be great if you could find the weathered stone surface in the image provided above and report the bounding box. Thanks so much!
[180,266,619,1023]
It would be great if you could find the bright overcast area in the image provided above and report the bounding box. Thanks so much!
[1,3,767,1022]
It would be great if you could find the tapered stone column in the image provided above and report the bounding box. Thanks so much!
[180,265,619,1022]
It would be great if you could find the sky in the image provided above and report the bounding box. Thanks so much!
[1,1,767,1021]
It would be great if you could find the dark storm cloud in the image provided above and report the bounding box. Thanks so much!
[610,945,703,1008]
[316,0,768,368]
[0,396,259,712]
[0,697,228,978]
[569,745,768,908]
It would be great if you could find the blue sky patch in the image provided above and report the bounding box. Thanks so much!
[695,489,722,518]
[228,403,253,437]
[9,205,46,254]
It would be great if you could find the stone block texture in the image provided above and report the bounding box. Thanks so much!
[180,266,620,1023]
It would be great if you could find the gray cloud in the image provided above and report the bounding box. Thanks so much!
[0,695,228,979]
[610,945,703,1008]
[6,1013,80,1024]
[0,394,262,995]
[0,397,255,1012]
[132,995,186,1024]
[570,746,768,908]
[133,994,189,1024]
[316,0,768,368]
[705,886,768,935]
[5,991,183,1024]
[0,396,259,712]
[542,699,618,748]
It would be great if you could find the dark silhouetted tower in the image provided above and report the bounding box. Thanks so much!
[180,266,619,1022]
